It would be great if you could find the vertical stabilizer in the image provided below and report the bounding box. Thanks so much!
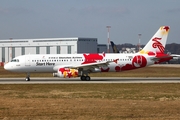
[139,26,170,55]
[110,41,119,53]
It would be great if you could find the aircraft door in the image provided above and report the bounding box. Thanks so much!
[25,55,31,66]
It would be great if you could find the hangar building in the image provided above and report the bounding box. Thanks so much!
[0,37,107,62]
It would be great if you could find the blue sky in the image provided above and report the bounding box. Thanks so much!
[0,0,180,45]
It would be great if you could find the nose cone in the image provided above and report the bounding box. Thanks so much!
[4,62,17,72]
[4,62,23,72]
[4,63,11,71]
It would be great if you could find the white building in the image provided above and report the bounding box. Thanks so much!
[0,37,101,62]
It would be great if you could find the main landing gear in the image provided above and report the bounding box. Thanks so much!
[25,73,30,81]
[80,75,91,81]
[79,68,91,81]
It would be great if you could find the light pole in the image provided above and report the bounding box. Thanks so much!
[138,34,141,52]
[106,26,111,53]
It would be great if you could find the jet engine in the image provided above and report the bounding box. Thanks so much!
[53,68,79,78]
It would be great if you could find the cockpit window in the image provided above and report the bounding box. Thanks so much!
[11,59,19,62]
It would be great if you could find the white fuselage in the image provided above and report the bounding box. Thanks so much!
[4,53,154,73]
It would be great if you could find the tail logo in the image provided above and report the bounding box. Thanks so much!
[139,26,170,55]
[152,37,164,53]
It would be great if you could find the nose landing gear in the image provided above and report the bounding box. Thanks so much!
[25,73,30,81]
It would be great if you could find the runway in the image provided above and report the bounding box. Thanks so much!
[0,77,180,84]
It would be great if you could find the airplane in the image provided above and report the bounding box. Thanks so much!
[4,26,173,81]
[110,41,119,53]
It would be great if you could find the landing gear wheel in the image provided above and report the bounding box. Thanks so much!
[80,76,86,81]
[81,76,91,81]
[25,77,30,81]
[85,76,91,81]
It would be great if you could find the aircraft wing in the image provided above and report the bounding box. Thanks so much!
[71,59,119,70]
[53,59,119,71]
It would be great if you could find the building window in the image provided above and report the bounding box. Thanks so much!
[2,47,5,62]
[12,47,15,59]
[46,46,50,54]
[67,46,71,54]
[36,46,40,54]
[21,47,25,55]
[97,48,100,53]
[57,46,60,54]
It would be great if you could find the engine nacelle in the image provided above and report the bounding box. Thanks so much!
[53,68,79,78]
